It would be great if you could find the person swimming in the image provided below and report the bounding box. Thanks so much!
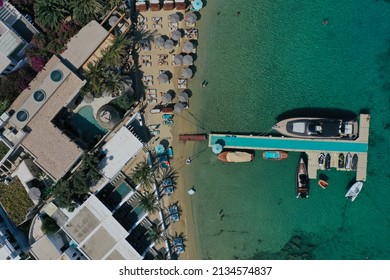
[323,18,329,25]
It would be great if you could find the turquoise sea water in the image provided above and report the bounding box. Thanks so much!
[184,0,390,259]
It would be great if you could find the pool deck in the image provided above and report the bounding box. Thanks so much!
[209,114,370,182]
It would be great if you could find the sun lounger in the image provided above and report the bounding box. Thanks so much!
[162,178,173,186]
[173,237,185,254]
[165,185,174,195]
[169,205,179,222]
[168,22,178,32]
[178,79,187,89]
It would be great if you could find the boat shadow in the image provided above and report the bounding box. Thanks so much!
[275,108,361,122]
[345,177,358,191]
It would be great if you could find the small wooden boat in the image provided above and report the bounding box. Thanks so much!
[296,154,309,198]
[318,179,328,189]
[218,151,254,163]
[262,150,288,160]
[338,153,344,168]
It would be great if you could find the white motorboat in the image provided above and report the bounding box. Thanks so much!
[272,117,358,139]
[345,181,363,201]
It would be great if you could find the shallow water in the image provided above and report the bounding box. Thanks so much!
[185,0,390,259]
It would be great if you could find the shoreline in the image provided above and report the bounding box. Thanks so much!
[169,110,202,259]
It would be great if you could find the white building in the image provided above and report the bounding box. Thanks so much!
[30,196,143,260]
[0,1,39,76]
[0,205,26,260]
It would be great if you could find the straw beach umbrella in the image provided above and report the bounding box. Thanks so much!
[178,92,189,102]
[183,55,193,65]
[158,73,169,84]
[169,13,180,23]
[155,36,165,49]
[162,92,172,103]
[174,102,185,112]
[171,30,182,41]
[164,39,174,49]
[186,12,197,23]
[181,67,193,78]
[182,41,194,53]
[174,54,183,65]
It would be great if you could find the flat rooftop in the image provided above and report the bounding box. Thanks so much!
[62,20,109,69]
[63,195,142,260]
[7,56,85,180]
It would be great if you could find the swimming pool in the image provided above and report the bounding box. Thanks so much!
[132,204,145,216]
[115,181,132,199]
[72,106,107,142]
[209,134,368,153]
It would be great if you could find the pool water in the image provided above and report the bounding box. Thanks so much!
[210,134,368,152]
[72,106,107,142]
[132,204,145,216]
[115,181,132,198]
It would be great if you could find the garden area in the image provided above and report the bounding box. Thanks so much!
[0,179,34,225]
[0,141,9,159]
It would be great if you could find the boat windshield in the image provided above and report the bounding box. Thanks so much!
[307,122,321,135]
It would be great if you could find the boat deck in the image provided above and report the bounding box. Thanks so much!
[209,114,370,181]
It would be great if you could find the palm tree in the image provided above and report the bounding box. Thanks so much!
[139,191,160,214]
[103,72,126,96]
[101,46,123,68]
[157,167,178,185]
[99,0,122,14]
[84,62,105,97]
[70,0,103,25]
[130,160,157,191]
[34,0,69,31]
[154,251,170,260]
[146,224,165,244]
[111,33,133,56]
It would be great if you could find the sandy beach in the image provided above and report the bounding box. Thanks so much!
[131,4,207,259]
[168,111,201,259]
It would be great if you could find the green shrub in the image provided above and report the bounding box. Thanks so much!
[41,215,59,234]
[0,180,34,225]
[0,141,9,159]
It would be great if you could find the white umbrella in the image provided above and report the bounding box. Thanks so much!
[171,30,182,41]
[183,55,193,65]
[186,12,197,23]
[162,92,172,103]
[28,187,41,201]
[178,92,189,102]
[155,36,165,49]
[158,73,169,84]
[181,68,193,78]
[174,54,183,65]
[212,143,223,154]
[182,41,194,53]
[174,102,185,112]
[164,39,174,49]
[169,13,180,23]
